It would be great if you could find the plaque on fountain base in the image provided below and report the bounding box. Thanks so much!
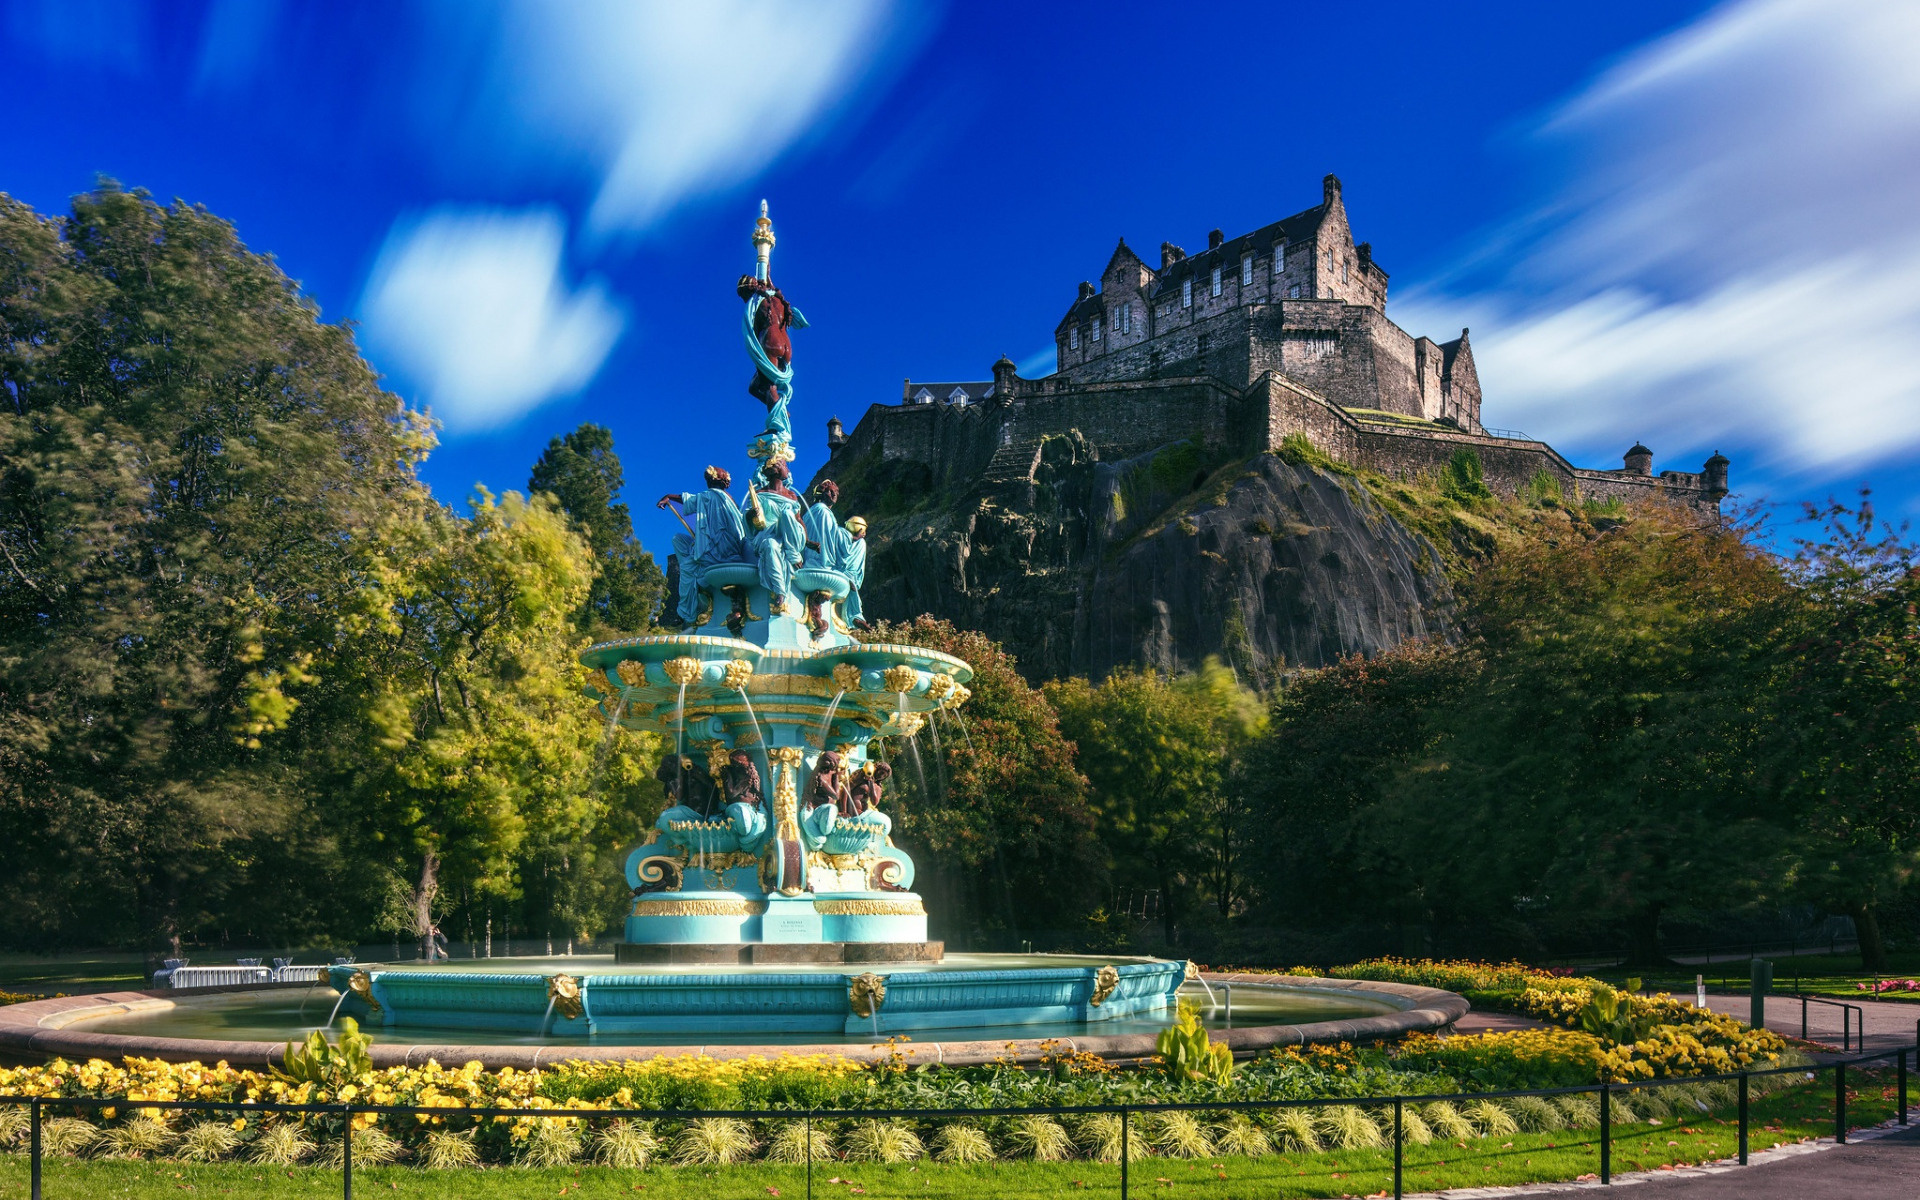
[761,894,825,943]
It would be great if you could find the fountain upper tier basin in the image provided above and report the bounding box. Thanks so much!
[323,954,1182,1039]
[579,634,973,739]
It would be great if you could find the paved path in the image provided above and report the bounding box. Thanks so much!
[1411,1114,1920,1198]
[1702,992,1920,1057]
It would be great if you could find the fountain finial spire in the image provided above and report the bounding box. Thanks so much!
[752,199,775,281]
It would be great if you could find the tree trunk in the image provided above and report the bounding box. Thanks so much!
[1624,903,1666,968]
[1158,871,1177,947]
[1849,902,1888,972]
[413,851,439,961]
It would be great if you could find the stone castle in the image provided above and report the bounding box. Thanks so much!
[808,177,1731,682]
[819,175,1728,512]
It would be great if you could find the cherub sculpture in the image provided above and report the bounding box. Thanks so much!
[846,760,891,818]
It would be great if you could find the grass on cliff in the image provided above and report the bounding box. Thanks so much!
[1271,432,1625,580]
[0,1076,1892,1199]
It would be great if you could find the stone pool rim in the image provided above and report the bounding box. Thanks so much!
[0,973,1467,1070]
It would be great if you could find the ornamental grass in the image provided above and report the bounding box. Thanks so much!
[248,1122,314,1165]
[422,1127,482,1170]
[1211,1113,1271,1156]
[1004,1113,1073,1161]
[175,1120,244,1163]
[590,1119,659,1168]
[930,1122,996,1164]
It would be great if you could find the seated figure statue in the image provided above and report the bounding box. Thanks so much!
[659,466,745,627]
[653,748,768,856]
[720,750,770,850]
[745,460,807,616]
[799,750,852,848]
[803,755,891,855]
[801,480,849,569]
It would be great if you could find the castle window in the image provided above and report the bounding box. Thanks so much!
[1091,314,1101,342]
[1273,240,1286,275]
[913,388,934,404]
[1118,302,1132,334]
[1341,260,1349,283]
[1288,283,1301,299]
[948,387,971,405]
[1181,279,1192,308]
[1069,326,1079,350]
[1241,254,1253,286]
[1325,249,1334,272]
[1210,266,1222,297]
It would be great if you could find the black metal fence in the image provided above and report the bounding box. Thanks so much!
[4,1046,1913,1200]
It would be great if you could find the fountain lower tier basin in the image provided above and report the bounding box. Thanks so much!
[0,966,1469,1069]
[324,957,1182,1037]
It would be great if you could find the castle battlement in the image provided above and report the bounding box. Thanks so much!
[819,178,1727,513]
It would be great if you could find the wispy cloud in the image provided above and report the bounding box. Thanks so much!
[359,209,625,432]
[1397,0,1920,486]
[428,0,927,236]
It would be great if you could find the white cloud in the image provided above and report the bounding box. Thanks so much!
[441,0,915,235]
[1398,0,1920,483]
[359,209,625,432]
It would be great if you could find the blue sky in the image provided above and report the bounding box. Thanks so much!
[6,0,1917,558]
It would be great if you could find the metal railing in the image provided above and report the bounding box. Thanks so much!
[6,1045,1915,1200]
[1788,993,1869,1051]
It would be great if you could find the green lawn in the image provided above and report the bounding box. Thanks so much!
[0,953,148,994]
[1591,951,1920,1000]
[0,1076,1900,1200]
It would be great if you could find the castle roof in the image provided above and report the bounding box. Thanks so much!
[903,380,995,405]
[1146,204,1332,302]
[1056,203,1336,327]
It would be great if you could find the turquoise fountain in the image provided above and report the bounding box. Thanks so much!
[325,205,1186,1040]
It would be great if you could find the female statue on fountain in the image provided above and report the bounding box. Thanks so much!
[800,752,891,852]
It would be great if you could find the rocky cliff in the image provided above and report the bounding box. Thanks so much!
[832,435,1454,683]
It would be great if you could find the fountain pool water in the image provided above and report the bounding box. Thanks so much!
[67,957,1404,1049]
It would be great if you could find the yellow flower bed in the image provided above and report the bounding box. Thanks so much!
[0,1051,861,1116]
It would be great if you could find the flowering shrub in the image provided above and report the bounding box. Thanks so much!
[1328,958,1558,994]
[1390,1029,1606,1090]
[1857,979,1920,993]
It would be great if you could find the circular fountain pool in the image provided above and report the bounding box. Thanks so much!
[0,959,1468,1070]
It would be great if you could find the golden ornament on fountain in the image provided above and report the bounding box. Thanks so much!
[882,664,918,695]
[547,974,584,1021]
[925,673,955,704]
[893,711,926,738]
[723,658,755,690]
[832,662,864,693]
[663,656,702,687]
[616,660,649,687]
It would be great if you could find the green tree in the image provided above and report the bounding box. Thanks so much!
[1246,641,1471,939]
[0,183,431,957]
[1046,659,1261,946]
[528,423,664,637]
[861,617,1100,946]
[1766,496,1920,970]
[311,489,659,957]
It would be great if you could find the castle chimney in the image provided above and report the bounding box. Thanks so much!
[902,378,911,402]
[1356,242,1373,266]
[1208,228,1224,250]
[826,416,846,451]
[1323,173,1343,204]
[1160,242,1186,268]
[1703,451,1730,499]
[1624,442,1653,475]
[1077,281,1095,301]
